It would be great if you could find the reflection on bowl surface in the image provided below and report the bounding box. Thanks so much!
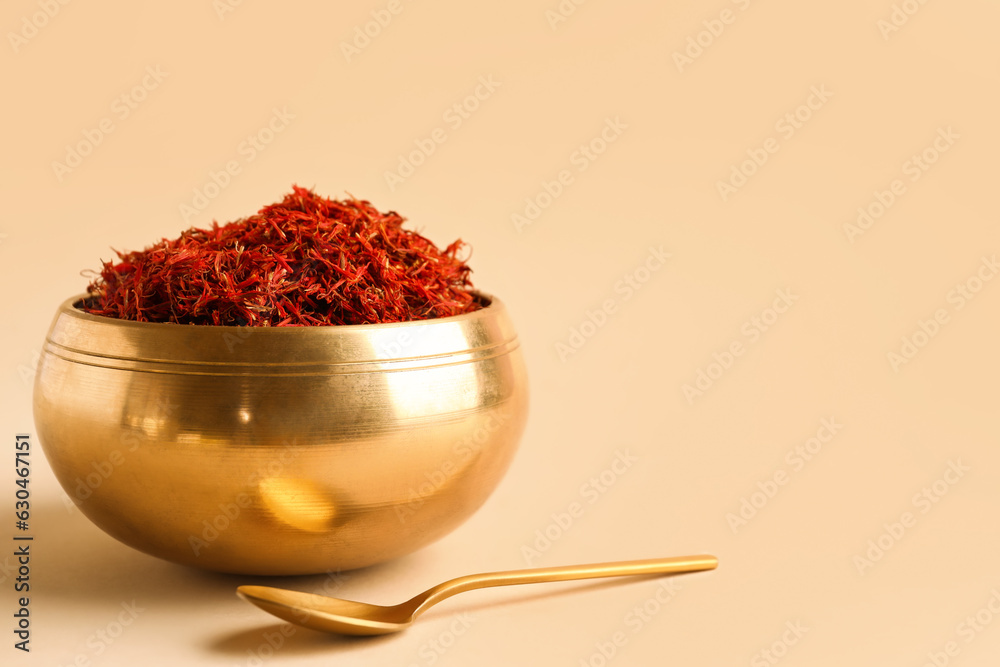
[33,293,528,575]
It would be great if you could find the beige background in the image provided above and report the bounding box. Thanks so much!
[3,0,1000,665]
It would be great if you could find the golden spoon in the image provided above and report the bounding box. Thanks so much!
[237,554,718,636]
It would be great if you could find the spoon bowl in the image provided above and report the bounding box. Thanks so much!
[237,587,418,636]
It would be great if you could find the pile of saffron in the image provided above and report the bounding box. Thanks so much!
[83,186,481,326]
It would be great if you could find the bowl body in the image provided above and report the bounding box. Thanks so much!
[34,294,527,575]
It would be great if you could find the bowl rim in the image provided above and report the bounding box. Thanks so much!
[42,291,519,372]
[66,291,495,330]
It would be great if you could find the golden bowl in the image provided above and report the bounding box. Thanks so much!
[33,294,528,575]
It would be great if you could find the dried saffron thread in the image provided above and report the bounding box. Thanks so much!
[83,186,482,326]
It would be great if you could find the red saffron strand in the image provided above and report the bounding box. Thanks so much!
[83,186,482,326]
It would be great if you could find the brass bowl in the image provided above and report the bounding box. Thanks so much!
[33,294,527,575]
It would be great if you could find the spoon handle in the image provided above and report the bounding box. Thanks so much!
[409,554,717,617]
